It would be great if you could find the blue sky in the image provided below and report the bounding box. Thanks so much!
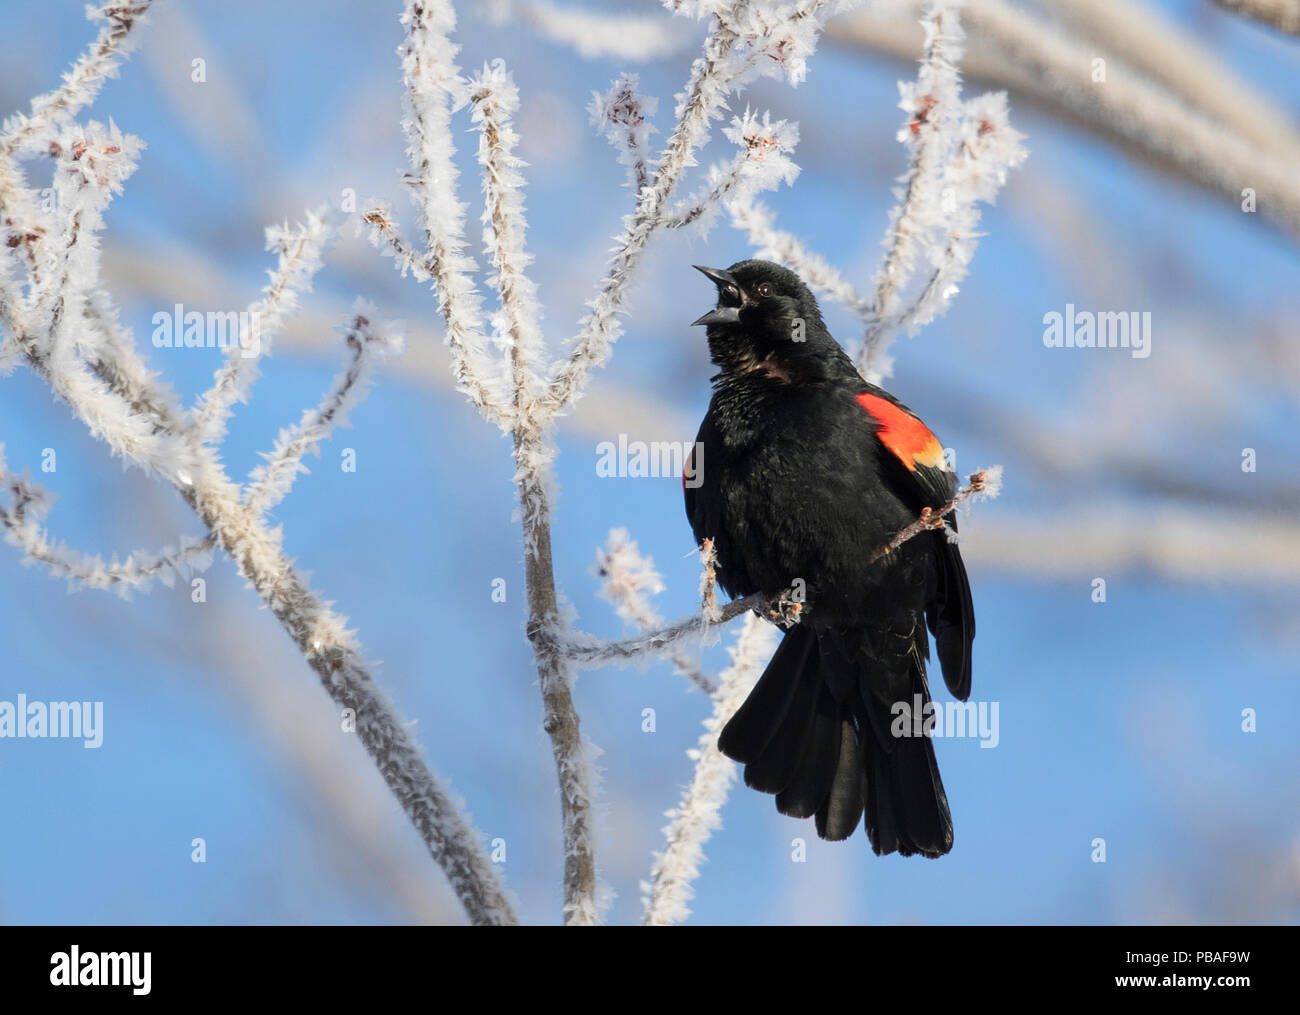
[0,0,1296,925]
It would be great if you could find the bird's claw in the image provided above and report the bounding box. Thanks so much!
[762,592,805,628]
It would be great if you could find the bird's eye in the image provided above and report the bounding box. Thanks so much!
[756,283,773,298]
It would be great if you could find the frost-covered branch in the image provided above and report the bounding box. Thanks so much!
[189,211,331,445]
[470,61,544,406]
[0,0,516,928]
[386,1,604,926]
[361,203,436,282]
[589,74,658,196]
[537,19,742,422]
[861,0,967,380]
[515,425,599,924]
[398,0,511,431]
[642,612,777,925]
[0,450,213,593]
[877,90,1024,348]
[595,529,718,695]
[244,302,404,518]
[662,109,800,233]
[538,0,845,423]
[0,1,154,160]
[373,0,855,924]
[563,589,768,667]
[0,126,199,487]
[722,1,1024,383]
[867,466,1002,564]
[5,301,514,926]
[729,199,873,316]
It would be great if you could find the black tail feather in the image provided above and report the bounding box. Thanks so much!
[741,640,821,794]
[815,718,864,840]
[928,530,974,701]
[775,685,841,818]
[717,626,815,765]
[857,654,953,857]
[719,622,955,857]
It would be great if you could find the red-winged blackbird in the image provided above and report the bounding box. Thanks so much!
[684,260,974,857]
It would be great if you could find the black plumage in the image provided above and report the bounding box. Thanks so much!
[684,260,975,857]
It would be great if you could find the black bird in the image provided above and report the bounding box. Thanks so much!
[683,260,975,857]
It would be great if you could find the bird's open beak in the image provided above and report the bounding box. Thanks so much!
[691,265,742,327]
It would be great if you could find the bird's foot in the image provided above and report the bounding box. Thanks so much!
[762,591,805,629]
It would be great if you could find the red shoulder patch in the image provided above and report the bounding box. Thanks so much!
[855,392,945,472]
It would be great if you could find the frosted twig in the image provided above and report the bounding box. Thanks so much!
[399,0,512,431]
[0,2,518,926]
[866,466,1002,564]
[244,302,404,518]
[538,0,846,423]
[0,452,213,593]
[562,589,768,666]
[82,294,185,428]
[0,2,153,303]
[642,612,778,925]
[476,58,602,922]
[361,203,435,282]
[39,124,143,370]
[661,109,800,233]
[0,139,197,485]
[537,18,745,423]
[862,0,966,381]
[0,1,155,159]
[589,74,659,195]
[881,90,1025,342]
[181,447,520,925]
[2,300,201,488]
[2,312,514,922]
[391,0,600,925]
[963,0,1300,239]
[483,1,849,919]
[729,199,873,316]
[595,529,718,695]
[5,296,516,929]
[190,210,332,445]
[470,61,544,409]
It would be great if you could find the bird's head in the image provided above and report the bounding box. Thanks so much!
[691,259,836,382]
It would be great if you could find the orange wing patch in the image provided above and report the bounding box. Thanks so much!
[855,392,945,472]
